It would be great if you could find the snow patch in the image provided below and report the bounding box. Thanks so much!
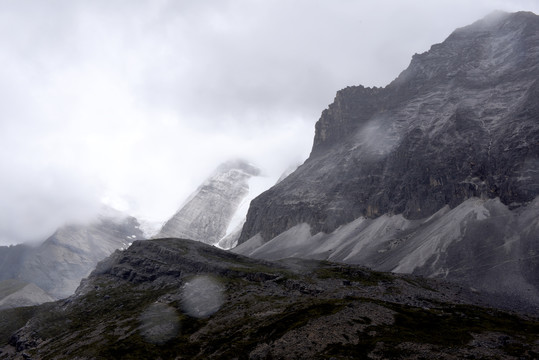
[224,175,276,237]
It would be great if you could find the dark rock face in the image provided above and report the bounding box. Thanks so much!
[1,238,537,359]
[157,160,260,247]
[239,11,539,244]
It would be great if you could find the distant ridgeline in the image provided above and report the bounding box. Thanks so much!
[0,209,143,304]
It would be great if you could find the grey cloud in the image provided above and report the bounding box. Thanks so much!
[0,0,538,245]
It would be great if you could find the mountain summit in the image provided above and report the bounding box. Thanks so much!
[157,160,260,247]
[236,11,539,307]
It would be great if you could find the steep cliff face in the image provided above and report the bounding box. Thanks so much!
[239,11,539,244]
[235,12,539,308]
[157,160,260,247]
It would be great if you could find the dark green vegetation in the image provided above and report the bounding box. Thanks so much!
[314,262,394,286]
[322,301,539,359]
[1,238,537,359]
[0,306,37,345]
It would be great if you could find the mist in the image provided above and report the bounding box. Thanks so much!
[1,0,538,245]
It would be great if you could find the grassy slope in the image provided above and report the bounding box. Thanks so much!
[0,239,537,359]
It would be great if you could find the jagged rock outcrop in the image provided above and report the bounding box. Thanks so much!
[157,160,260,247]
[1,238,537,359]
[0,208,144,300]
[240,11,539,244]
[236,11,539,308]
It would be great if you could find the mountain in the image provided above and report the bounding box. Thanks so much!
[0,280,54,310]
[157,160,260,248]
[1,11,539,359]
[0,207,144,300]
[236,11,539,307]
[1,238,537,359]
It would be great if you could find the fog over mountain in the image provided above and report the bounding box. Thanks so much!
[0,206,144,301]
[156,160,261,248]
[0,7,538,359]
[2,0,539,246]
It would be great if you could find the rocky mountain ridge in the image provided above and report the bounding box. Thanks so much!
[1,238,537,359]
[0,208,144,300]
[240,11,539,243]
[235,11,539,308]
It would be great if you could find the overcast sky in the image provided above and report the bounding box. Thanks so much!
[1,0,538,245]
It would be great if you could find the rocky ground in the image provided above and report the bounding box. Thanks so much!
[0,238,537,359]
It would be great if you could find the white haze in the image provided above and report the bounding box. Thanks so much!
[0,0,538,245]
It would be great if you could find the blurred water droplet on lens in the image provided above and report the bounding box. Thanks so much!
[139,303,180,344]
[181,275,224,318]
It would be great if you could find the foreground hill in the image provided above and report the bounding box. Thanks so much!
[0,238,537,359]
